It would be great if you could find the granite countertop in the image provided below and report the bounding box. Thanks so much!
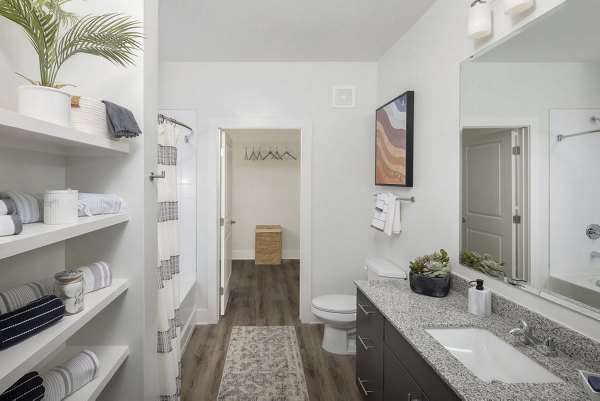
[355,279,593,401]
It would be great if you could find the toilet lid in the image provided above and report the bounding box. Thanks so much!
[312,294,356,314]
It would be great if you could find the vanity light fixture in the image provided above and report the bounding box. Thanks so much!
[503,0,534,15]
[468,0,493,40]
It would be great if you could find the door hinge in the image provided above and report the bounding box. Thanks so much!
[220,217,225,226]
[512,146,521,156]
[513,215,522,224]
[220,287,224,295]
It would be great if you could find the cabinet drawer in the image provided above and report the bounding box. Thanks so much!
[356,343,383,401]
[384,320,460,401]
[384,344,428,401]
[356,289,384,344]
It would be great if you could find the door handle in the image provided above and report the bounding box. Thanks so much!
[148,171,166,181]
[357,377,373,396]
[358,304,376,315]
[357,335,374,351]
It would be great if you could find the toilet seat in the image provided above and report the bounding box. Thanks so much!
[311,294,356,314]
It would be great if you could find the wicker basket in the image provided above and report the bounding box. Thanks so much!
[255,225,282,265]
[70,96,111,138]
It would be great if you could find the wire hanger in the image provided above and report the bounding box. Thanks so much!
[244,146,249,161]
[280,146,297,160]
[262,146,276,160]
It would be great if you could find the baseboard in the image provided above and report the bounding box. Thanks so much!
[232,250,300,260]
[195,308,211,325]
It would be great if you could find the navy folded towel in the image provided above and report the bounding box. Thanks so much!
[0,296,65,349]
[101,100,142,138]
[0,371,44,401]
[589,374,600,392]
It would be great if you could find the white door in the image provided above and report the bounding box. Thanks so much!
[220,131,233,315]
[462,129,514,274]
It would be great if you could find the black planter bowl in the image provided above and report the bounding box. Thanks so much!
[409,271,450,298]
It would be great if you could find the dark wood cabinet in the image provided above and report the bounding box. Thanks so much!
[356,289,461,401]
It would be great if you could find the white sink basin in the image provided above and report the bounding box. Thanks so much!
[426,328,562,383]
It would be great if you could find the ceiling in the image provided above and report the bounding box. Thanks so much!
[158,0,436,62]
[474,0,600,63]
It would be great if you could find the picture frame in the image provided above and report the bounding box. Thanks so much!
[375,91,414,187]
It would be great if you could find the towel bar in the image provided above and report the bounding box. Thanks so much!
[373,194,415,203]
[148,171,166,181]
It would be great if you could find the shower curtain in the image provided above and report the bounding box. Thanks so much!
[157,123,181,401]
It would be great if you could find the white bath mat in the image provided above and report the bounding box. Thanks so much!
[217,326,310,401]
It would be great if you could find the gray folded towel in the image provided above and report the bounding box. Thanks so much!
[64,261,112,293]
[0,215,23,237]
[0,199,16,216]
[7,191,44,223]
[41,350,100,401]
[0,278,54,314]
[101,100,142,138]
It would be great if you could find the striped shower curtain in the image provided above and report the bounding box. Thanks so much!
[157,123,182,401]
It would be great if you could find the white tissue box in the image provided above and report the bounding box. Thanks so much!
[579,370,600,401]
[44,189,78,225]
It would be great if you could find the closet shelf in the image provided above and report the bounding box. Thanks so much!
[0,280,129,394]
[0,213,129,260]
[40,345,129,401]
[0,108,129,156]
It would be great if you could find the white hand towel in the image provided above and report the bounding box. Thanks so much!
[383,193,396,236]
[392,198,402,234]
[371,193,389,232]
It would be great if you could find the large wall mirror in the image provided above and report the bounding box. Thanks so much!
[460,0,600,318]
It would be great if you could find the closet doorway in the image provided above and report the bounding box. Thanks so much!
[209,119,312,324]
[220,129,301,315]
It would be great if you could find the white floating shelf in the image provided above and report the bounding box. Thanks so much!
[40,345,129,401]
[0,213,129,260]
[0,108,130,156]
[0,279,129,394]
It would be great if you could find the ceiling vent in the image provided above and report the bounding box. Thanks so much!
[332,86,356,108]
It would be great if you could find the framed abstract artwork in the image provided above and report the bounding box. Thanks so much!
[375,91,414,187]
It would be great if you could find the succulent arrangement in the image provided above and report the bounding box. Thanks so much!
[409,249,451,278]
[0,0,143,88]
[459,250,505,277]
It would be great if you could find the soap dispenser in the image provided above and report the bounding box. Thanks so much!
[468,279,491,317]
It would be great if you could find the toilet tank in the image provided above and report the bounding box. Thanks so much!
[365,258,407,280]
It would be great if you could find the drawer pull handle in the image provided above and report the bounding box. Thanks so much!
[357,377,374,396]
[358,303,376,315]
[358,335,374,351]
[407,394,421,401]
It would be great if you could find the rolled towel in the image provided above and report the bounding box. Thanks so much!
[0,215,23,237]
[101,100,142,138]
[0,279,54,314]
[0,199,16,216]
[77,193,126,217]
[0,371,44,401]
[42,350,100,401]
[7,191,44,224]
[64,261,112,293]
[0,296,65,349]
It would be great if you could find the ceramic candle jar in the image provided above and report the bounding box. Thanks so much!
[54,270,85,314]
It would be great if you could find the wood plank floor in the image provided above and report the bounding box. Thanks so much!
[181,259,362,401]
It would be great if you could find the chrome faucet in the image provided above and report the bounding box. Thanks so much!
[509,320,558,357]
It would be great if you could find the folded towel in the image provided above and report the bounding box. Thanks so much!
[371,193,389,232]
[0,371,44,401]
[64,261,112,293]
[0,199,16,216]
[101,100,142,138]
[589,375,600,392]
[0,279,54,315]
[42,350,100,401]
[0,215,23,237]
[78,193,126,217]
[0,296,64,349]
[7,191,44,224]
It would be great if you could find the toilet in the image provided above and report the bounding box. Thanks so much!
[311,258,407,355]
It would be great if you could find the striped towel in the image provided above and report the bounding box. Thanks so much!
[0,215,23,237]
[0,371,44,401]
[0,279,54,315]
[42,350,100,401]
[7,191,44,224]
[77,193,126,217]
[64,261,112,294]
[0,199,16,216]
[0,296,64,349]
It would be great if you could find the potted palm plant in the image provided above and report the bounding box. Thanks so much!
[408,249,452,297]
[0,0,142,126]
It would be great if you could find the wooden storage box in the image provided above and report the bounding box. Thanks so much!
[255,225,282,265]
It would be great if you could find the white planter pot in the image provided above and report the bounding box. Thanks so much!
[18,85,71,127]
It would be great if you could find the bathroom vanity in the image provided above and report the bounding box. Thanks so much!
[354,279,598,401]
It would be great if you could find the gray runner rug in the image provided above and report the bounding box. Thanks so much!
[217,326,310,401]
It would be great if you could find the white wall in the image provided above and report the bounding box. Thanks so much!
[377,0,600,340]
[228,130,300,259]
[158,62,378,322]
